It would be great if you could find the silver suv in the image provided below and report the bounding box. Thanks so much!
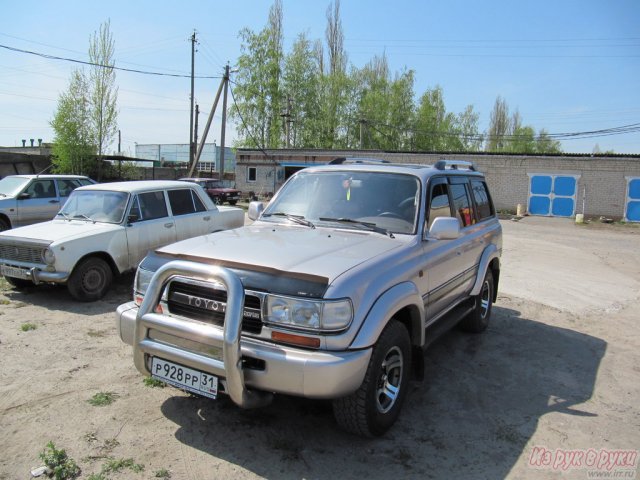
[116,159,502,436]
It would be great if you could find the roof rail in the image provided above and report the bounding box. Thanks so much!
[433,160,476,171]
[329,157,390,165]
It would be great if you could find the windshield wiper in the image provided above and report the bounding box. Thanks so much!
[73,214,95,223]
[263,212,315,229]
[56,212,70,220]
[319,217,394,238]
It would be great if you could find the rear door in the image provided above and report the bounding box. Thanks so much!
[167,187,214,239]
[125,190,177,268]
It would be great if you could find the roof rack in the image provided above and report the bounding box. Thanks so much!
[433,160,476,171]
[329,157,391,165]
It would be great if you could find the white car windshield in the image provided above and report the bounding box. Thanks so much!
[59,190,129,224]
[263,171,420,235]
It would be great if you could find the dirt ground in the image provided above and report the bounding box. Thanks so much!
[0,217,638,480]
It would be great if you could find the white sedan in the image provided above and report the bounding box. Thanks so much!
[0,180,244,301]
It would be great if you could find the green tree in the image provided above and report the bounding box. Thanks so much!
[232,0,284,148]
[486,96,511,152]
[454,105,483,151]
[536,129,562,154]
[89,20,118,179]
[414,86,458,151]
[50,69,96,175]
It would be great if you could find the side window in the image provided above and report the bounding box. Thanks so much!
[78,179,94,187]
[248,167,257,182]
[449,182,475,227]
[25,180,56,199]
[57,179,79,197]
[192,191,206,212]
[471,180,494,221]
[168,189,197,216]
[427,181,452,229]
[138,191,168,220]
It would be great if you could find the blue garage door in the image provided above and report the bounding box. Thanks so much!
[528,174,579,217]
[625,177,640,222]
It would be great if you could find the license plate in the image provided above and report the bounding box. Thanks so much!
[0,265,30,279]
[151,357,218,399]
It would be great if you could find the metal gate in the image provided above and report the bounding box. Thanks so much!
[528,174,580,217]
[625,177,640,222]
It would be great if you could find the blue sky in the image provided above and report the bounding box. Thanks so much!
[1,0,639,154]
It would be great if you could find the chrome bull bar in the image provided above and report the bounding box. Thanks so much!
[133,260,273,409]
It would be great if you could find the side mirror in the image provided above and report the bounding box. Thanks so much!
[427,217,460,240]
[17,193,31,200]
[127,213,139,224]
[248,201,265,221]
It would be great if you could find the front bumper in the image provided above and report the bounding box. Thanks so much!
[0,262,69,284]
[116,261,371,406]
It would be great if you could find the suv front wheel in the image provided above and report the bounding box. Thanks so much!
[333,320,411,436]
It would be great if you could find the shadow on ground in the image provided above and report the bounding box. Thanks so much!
[159,305,607,479]
[0,272,134,315]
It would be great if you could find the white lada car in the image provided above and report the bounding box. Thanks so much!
[0,180,244,301]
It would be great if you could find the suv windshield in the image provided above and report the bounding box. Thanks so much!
[60,190,129,224]
[0,177,30,197]
[263,171,420,234]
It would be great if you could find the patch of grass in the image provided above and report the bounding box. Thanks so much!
[0,299,10,305]
[155,468,172,478]
[143,377,166,388]
[87,329,107,338]
[102,457,144,474]
[39,441,81,480]
[21,322,37,331]
[87,392,119,407]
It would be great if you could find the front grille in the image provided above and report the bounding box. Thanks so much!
[0,242,46,264]
[167,281,263,334]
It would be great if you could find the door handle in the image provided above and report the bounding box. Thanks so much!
[164,223,174,228]
[203,216,211,221]
[49,200,59,204]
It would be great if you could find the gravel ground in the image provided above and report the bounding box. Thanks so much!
[0,217,638,480]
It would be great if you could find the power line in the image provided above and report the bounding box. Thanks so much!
[0,43,222,79]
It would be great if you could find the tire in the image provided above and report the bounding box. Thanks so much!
[67,257,113,301]
[213,196,222,205]
[4,276,33,289]
[459,270,494,333]
[0,218,10,231]
[228,200,237,206]
[333,320,411,437]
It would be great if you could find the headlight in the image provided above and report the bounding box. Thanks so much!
[42,248,55,265]
[265,295,353,332]
[134,267,154,301]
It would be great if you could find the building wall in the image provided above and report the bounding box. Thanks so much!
[235,149,640,218]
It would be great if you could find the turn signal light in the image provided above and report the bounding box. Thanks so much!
[271,331,321,348]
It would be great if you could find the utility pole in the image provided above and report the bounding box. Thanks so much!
[193,104,200,173]
[219,63,230,179]
[189,31,197,165]
[359,119,366,149]
[280,96,293,148]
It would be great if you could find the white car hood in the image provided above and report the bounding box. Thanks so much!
[157,222,404,283]
[0,219,120,244]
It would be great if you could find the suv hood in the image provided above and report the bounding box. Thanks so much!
[157,223,403,285]
[0,219,119,244]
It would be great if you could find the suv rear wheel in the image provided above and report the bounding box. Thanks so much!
[333,320,411,436]
[459,270,494,333]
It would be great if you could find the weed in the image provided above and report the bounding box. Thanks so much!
[87,329,107,338]
[102,457,144,474]
[155,468,172,478]
[143,377,166,388]
[21,322,37,331]
[0,299,10,305]
[87,392,119,407]
[39,441,81,480]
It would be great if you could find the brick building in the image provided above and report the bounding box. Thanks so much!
[235,149,640,221]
